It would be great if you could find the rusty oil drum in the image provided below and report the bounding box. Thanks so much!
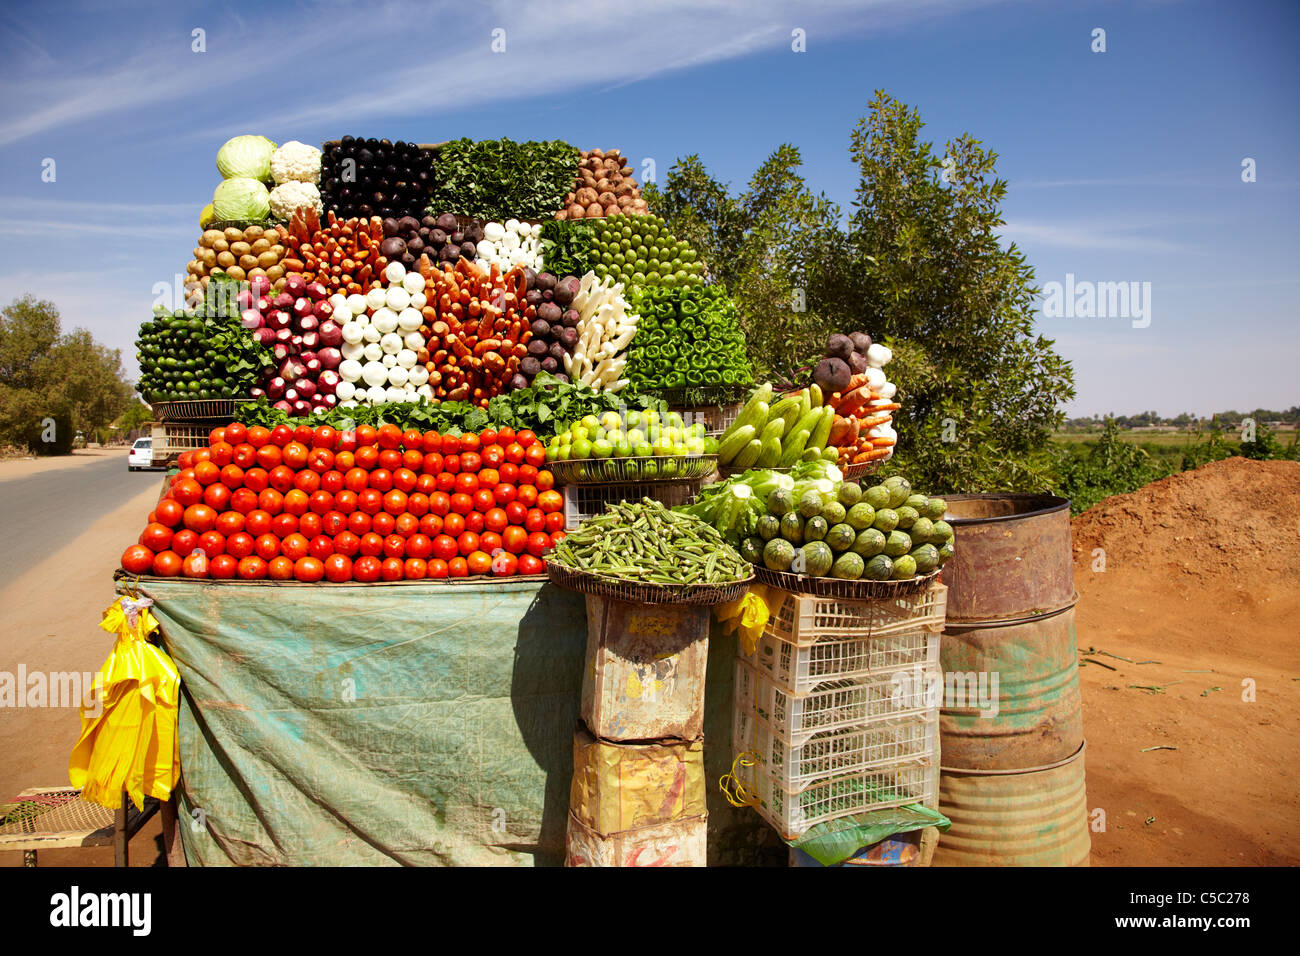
[933,742,1091,867]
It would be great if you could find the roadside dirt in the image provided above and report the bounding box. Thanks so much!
[0,448,127,483]
[1070,458,1300,866]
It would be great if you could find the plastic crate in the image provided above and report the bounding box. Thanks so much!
[564,479,702,530]
[765,583,947,647]
[734,659,938,742]
[150,422,212,464]
[668,402,744,438]
[743,756,938,839]
[751,626,939,695]
[734,706,937,792]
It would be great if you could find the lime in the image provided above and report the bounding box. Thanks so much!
[591,439,613,459]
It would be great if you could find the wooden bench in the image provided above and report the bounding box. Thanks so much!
[0,787,162,867]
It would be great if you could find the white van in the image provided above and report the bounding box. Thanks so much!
[128,437,155,471]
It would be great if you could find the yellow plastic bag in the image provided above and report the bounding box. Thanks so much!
[734,591,770,656]
[68,596,180,811]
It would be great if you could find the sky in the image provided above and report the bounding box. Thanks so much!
[0,0,1296,418]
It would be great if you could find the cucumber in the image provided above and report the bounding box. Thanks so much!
[809,405,835,451]
[808,383,823,408]
[757,436,783,468]
[768,397,801,437]
[759,418,786,445]
[731,385,773,434]
[778,428,810,467]
[717,424,756,465]
[800,447,823,462]
[796,388,810,424]
[791,406,824,443]
[732,438,763,469]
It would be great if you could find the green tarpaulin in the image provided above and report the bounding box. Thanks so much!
[126,578,782,866]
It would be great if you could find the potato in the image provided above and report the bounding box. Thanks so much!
[567,204,585,219]
[230,241,252,256]
[187,260,201,275]
[596,179,611,192]
[606,149,621,159]
[617,195,634,209]
[200,248,217,267]
[224,227,243,241]
[554,208,569,221]
[247,267,266,279]
[212,237,229,252]
[574,186,599,207]
[257,250,279,268]
[603,158,620,171]
[589,148,604,159]
[598,191,617,207]
[614,181,637,197]
[239,253,259,270]
[270,244,285,257]
[243,225,264,240]
[217,250,236,267]
[251,237,272,254]
[585,202,603,217]
[265,264,285,281]
[603,204,619,217]
[226,266,246,281]
[620,165,634,177]
[200,229,223,247]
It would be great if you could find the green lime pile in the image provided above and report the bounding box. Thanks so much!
[545,409,719,481]
[589,213,705,289]
[741,475,955,581]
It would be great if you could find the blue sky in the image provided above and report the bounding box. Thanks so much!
[0,0,1295,417]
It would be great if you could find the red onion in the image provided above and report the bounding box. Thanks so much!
[317,347,342,369]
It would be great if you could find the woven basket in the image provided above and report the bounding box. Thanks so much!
[545,561,752,606]
[842,459,886,481]
[151,398,247,423]
[752,566,941,599]
[548,455,717,485]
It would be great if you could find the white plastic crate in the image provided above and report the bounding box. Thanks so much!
[150,421,212,464]
[765,583,947,647]
[733,659,938,742]
[564,479,702,530]
[742,756,938,839]
[734,706,937,792]
[750,625,939,695]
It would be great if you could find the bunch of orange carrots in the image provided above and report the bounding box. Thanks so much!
[282,209,389,295]
[824,372,901,465]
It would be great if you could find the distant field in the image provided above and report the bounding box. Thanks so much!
[1055,427,1296,447]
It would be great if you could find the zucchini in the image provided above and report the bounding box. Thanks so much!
[732,438,763,469]
[809,405,835,451]
[778,428,810,467]
[757,436,783,468]
[717,424,756,465]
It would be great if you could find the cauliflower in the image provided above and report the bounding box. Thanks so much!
[270,140,322,185]
[269,181,322,220]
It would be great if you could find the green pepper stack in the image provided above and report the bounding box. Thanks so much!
[626,287,753,393]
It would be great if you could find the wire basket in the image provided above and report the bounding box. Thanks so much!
[668,402,745,438]
[750,626,940,696]
[563,479,702,529]
[655,384,752,408]
[752,566,941,599]
[764,583,946,647]
[734,659,939,743]
[545,559,752,606]
[842,459,887,480]
[548,455,717,485]
[151,398,247,422]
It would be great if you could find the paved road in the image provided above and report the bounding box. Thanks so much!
[0,455,163,589]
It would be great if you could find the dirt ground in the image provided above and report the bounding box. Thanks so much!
[1070,457,1300,866]
[0,446,124,479]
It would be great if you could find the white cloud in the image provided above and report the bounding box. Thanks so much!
[1000,220,1195,255]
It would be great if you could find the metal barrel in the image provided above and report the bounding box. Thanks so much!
[938,598,1083,770]
[933,742,1091,867]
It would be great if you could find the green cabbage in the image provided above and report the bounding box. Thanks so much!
[216,135,276,181]
[212,177,270,221]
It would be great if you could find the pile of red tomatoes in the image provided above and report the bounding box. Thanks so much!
[120,421,565,582]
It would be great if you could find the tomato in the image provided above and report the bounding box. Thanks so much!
[223,422,247,445]
[464,511,484,534]
[309,490,334,516]
[293,425,314,446]
[333,531,360,558]
[226,532,255,560]
[431,534,459,562]
[516,485,539,509]
[183,504,217,533]
[354,445,380,470]
[359,532,385,557]
[268,556,295,580]
[377,424,402,449]
[320,468,345,494]
[324,554,353,583]
[449,492,474,516]
[393,468,417,494]
[399,429,422,452]
[210,554,239,579]
[451,472,476,497]
[281,533,310,561]
[258,488,284,515]
[311,425,336,450]
[152,550,182,576]
[208,426,227,446]
[448,556,469,578]
[460,451,482,473]
[193,448,213,464]
[466,550,492,575]
[380,557,405,581]
[355,424,378,448]
[535,470,555,492]
[307,447,335,474]
[344,467,369,493]
[537,490,564,514]
[435,472,457,494]
[550,530,568,546]
[219,464,245,489]
[421,452,444,475]
[458,432,480,454]
[443,454,461,475]
[524,444,547,468]
[523,508,546,534]
[371,512,396,536]
[457,531,480,556]
[494,482,517,505]
[376,448,401,471]
[176,453,194,472]
[394,512,420,537]
[406,533,433,559]
[321,511,347,537]
[182,551,209,578]
[246,425,271,448]
[419,513,444,537]
[270,513,299,539]
[443,512,466,537]
[399,558,425,580]
[281,441,309,470]
[504,442,525,464]
[357,488,384,515]
[504,501,528,526]
[518,465,539,486]
[441,434,461,456]
[515,429,537,448]
[243,468,269,493]
[496,426,515,444]
[517,554,545,576]
[428,491,451,516]
[479,428,498,448]
[406,492,430,517]
[269,465,296,493]
[477,467,499,490]
[334,489,359,514]
[416,473,438,495]
[299,511,322,538]
[526,532,551,557]
[232,443,258,469]
[545,511,566,535]
[353,556,382,583]
[142,522,173,551]
[255,443,283,470]
[369,468,393,492]
[491,551,518,577]
[480,444,504,468]
[215,510,245,536]
[255,534,281,561]
[293,469,321,496]
[334,450,355,472]
[401,449,423,472]
[121,545,154,574]
[484,508,509,534]
[245,509,273,536]
[237,556,268,580]
[383,535,406,559]
[172,478,204,507]
[498,462,519,484]
[283,489,310,517]
[472,488,496,513]
[347,511,372,536]
[427,558,449,579]
[173,468,195,486]
[421,431,443,454]
[292,556,324,582]
[209,442,234,468]
[309,535,335,561]
[203,483,231,512]
[480,531,502,555]
[197,530,225,556]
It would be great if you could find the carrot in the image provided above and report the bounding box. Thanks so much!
[869,436,897,447]
[859,412,894,429]
[853,447,893,463]
[836,386,872,418]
